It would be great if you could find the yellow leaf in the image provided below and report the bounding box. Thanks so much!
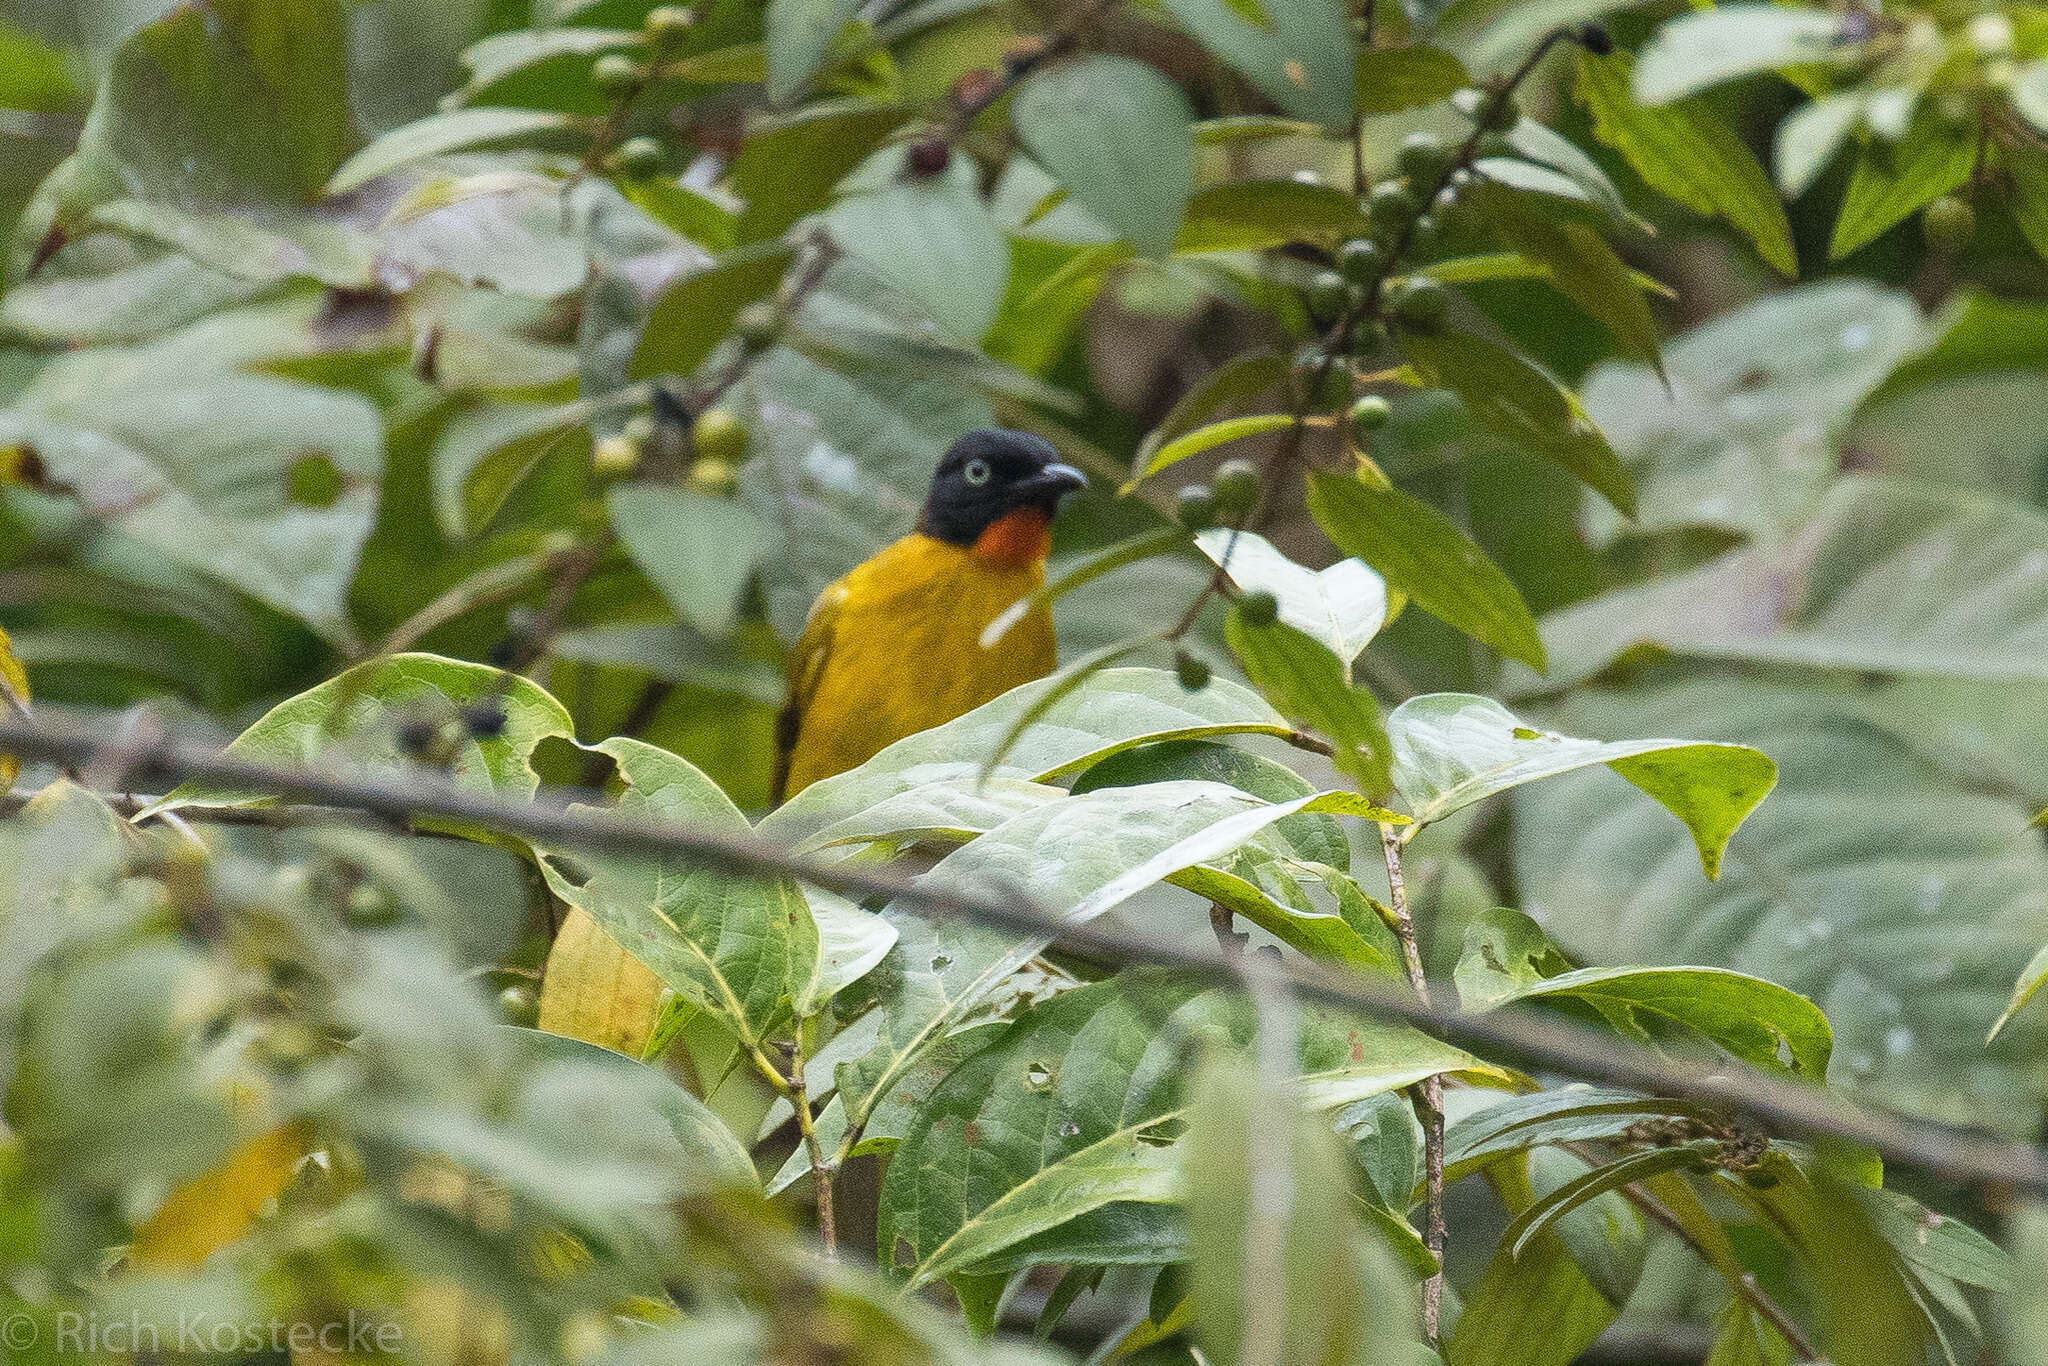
[536,908,661,1057]
[0,625,29,798]
[131,1121,311,1269]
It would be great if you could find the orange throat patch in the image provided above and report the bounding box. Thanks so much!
[970,508,1052,569]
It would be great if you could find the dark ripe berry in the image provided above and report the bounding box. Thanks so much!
[1336,237,1384,288]
[497,984,540,1027]
[592,53,643,97]
[733,301,780,348]
[1577,21,1613,55]
[1349,394,1392,431]
[1174,650,1212,691]
[691,406,747,463]
[609,136,664,179]
[461,703,507,739]
[1367,180,1416,229]
[1387,277,1448,329]
[1175,484,1218,530]
[1923,194,1976,252]
[1211,458,1263,516]
[1306,269,1352,317]
[1238,590,1279,628]
[645,5,698,40]
[1481,90,1521,130]
[1396,131,1452,185]
[904,136,952,179]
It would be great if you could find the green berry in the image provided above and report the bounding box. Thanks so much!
[1175,484,1218,530]
[497,984,540,1028]
[1306,269,1352,317]
[1396,131,1452,185]
[1238,590,1279,628]
[592,434,638,477]
[1923,194,1975,252]
[691,406,747,464]
[1387,277,1448,329]
[1408,214,1440,254]
[645,5,698,40]
[1349,394,1392,432]
[1367,180,1416,229]
[1212,458,1263,517]
[687,458,738,497]
[609,136,664,179]
[593,53,643,98]
[1174,650,1212,691]
[733,301,780,348]
[1336,238,1384,288]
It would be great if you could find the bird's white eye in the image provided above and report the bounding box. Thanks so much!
[962,458,992,486]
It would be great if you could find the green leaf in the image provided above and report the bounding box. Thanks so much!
[1998,128,2048,265]
[1576,281,1923,545]
[1225,609,1391,795]
[457,27,644,112]
[1496,964,1832,1075]
[1176,179,1365,252]
[631,240,795,379]
[728,103,910,242]
[328,108,580,194]
[1774,92,1864,198]
[1399,330,1633,516]
[1704,1301,1791,1366]
[620,177,739,250]
[764,0,863,103]
[1475,183,1664,370]
[1419,251,1674,296]
[759,667,1292,848]
[1503,1145,1712,1258]
[147,653,575,815]
[1194,529,1386,669]
[1853,1186,2012,1292]
[1575,51,1796,277]
[1445,1087,1720,1177]
[0,370,382,646]
[1132,351,1289,478]
[1990,942,2048,1043]
[536,737,819,1048]
[1633,6,1849,105]
[1304,470,1547,671]
[1187,1055,1420,1366]
[1830,109,1976,259]
[606,483,765,639]
[432,400,592,539]
[826,172,1011,341]
[1134,413,1296,481]
[1013,54,1195,259]
[1454,906,1572,1012]
[1447,1217,1616,1366]
[1454,91,1633,225]
[1385,691,1775,875]
[1156,0,1354,127]
[1357,45,1468,114]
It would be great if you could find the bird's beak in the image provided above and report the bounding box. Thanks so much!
[1019,462,1088,500]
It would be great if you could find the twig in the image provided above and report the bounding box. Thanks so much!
[1380,824,1445,1347]
[8,712,2048,1198]
[786,1044,838,1259]
[377,539,594,657]
[1607,1179,1816,1361]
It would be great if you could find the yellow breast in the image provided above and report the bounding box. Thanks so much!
[784,533,1055,796]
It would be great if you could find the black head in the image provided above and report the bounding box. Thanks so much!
[918,428,1087,547]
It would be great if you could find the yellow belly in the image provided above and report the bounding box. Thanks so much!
[785,536,1055,796]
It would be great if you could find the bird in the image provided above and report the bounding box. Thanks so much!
[774,427,1087,802]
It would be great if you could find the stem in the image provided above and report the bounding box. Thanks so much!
[787,1046,838,1259]
[1381,823,1445,1347]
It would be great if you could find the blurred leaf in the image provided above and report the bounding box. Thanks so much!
[607,483,765,639]
[765,0,863,103]
[1999,129,2048,265]
[130,1122,311,1269]
[1633,6,1848,105]
[1194,529,1386,669]
[1455,905,1572,1011]
[1830,109,1975,260]
[1136,413,1295,482]
[1305,470,1547,671]
[1400,330,1633,516]
[0,625,26,796]
[1225,608,1392,795]
[1705,1301,1791,1366]
[150,653,575,813]
[536,909,664,1056]
[1013,54,1195,258]
[1853,1185,2011,1292]
[1577,281,1923,545]
[631,240,795,379]
[1991,941,2048,1043]
[1132,351,1289,477]
[1385,691,1775,875]
[1187,1054,1419,1366]
[1446,1213,1615,1366]
[1774,91,1863,198]
[457,26,643,111]
[432,400,592,539]
[1576,51,1795,277]
[729,103,909,241]
[1177,179,1365,251]
[620,177,739,250]
[1476,183,1663,370]
[827,171,1011,341]
[1156,0,1354,127]
[328,107,579,194]
[537,737,818,1047]
[2001,1205,2048,1361]
[1357,45,1468,114]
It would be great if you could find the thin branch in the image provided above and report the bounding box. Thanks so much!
[786,1043,838,1259]
[377,539,593,657]
[1381,824,1445,1348]
[7,712,2048,1198]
